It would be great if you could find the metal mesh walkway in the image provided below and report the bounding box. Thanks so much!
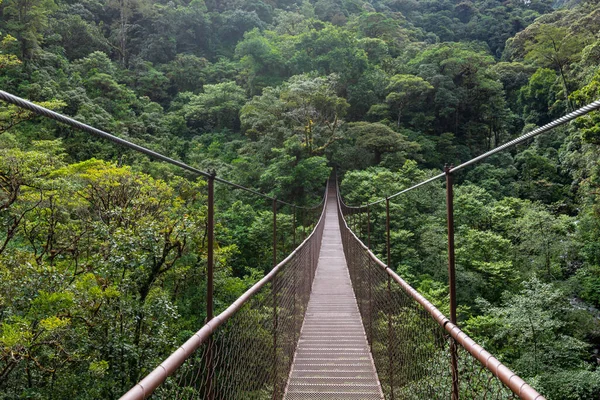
[283,186,384,400]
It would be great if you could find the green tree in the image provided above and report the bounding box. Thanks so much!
[235,29,286,94]
[182,81,247,132]
[351,12,412,56]
[272,10,311,36]
[0,34,21,70]
[50,11,109,60]
[107,0,141,65]
[406,42,508,154]
[240,85,287,144]
[162,54,209,94]
[259,137,331,201]
[0,99,65,134]
[457,228,516,303]
[468,278,588,377]
[2,0,56,60]
[348,122,419,165]
[518,68,558,125]
[524,25,585,111]
[509,202,575,279]
[286,24,369,87]
[384,74,433,127]
[0,148,219,397]
[281,74,349,154]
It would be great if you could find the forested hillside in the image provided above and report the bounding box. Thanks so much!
[1,0,600,398]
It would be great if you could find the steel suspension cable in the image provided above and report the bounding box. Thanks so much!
[450,99,600,174]
[341,99,600,208]
[0,90,320,209]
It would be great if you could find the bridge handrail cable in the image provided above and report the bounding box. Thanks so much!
[341,99,600,208]
[0,90,322,209]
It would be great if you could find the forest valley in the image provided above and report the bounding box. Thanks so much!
[1,0,600,398]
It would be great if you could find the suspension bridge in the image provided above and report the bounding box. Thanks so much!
[2,90,600,399]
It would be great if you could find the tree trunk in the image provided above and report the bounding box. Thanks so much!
[120,0,127,66]
[557,64,572,111]
[374,150,382,165]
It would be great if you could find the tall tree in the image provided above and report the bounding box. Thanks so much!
[182,81,247,132]
[2,0,56,60]
[384,74,433,127]
[107,0,141,65]
[524,25,585,111]
[348,121,419,165]
[280,73,349,154]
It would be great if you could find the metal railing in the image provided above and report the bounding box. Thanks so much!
[337,100,600,400]
[3,89,598,399]
[335,98,600,399]
[336,185,544,400]
[120,186,328,399]
[0,90,327,399]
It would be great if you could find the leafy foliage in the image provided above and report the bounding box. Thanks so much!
[1,0,600,397]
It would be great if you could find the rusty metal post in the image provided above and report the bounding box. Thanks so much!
[445,165,459,400]
[348,208,352,231]
[368,257,373,347]
[312,224,316,281]
[302,208,306,240]
[360,207,364,239]
[272,198,279,399]
[207,172,215,321]
[357,205,361,243]
[445,165,457,324]
[365,202,373,345]
[293,206,296,248]
[386,198,391,275]
[386,197,395,400]
[291,253,297,367]
[314,232,317,279]
[306,222,311,303]
[367,203,371,249]
[310,232,314,284]
[308,230,312,294]
[273,198,278,267]
[206,172,215,400]
[291,207,297,366]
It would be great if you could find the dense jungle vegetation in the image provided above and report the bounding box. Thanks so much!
[2,0,600,397]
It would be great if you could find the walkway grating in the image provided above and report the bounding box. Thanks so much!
[283,188,384,400]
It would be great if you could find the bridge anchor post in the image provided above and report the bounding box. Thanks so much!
[206,171,215,400]
[445,165,459,400]
[292,206,296,248]
[385,197,395,400]
[366,203,371,249]
[272,198,279,399]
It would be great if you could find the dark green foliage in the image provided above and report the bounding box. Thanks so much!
[2,0,600,397]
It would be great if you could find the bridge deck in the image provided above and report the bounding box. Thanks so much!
[283,188,383,400]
